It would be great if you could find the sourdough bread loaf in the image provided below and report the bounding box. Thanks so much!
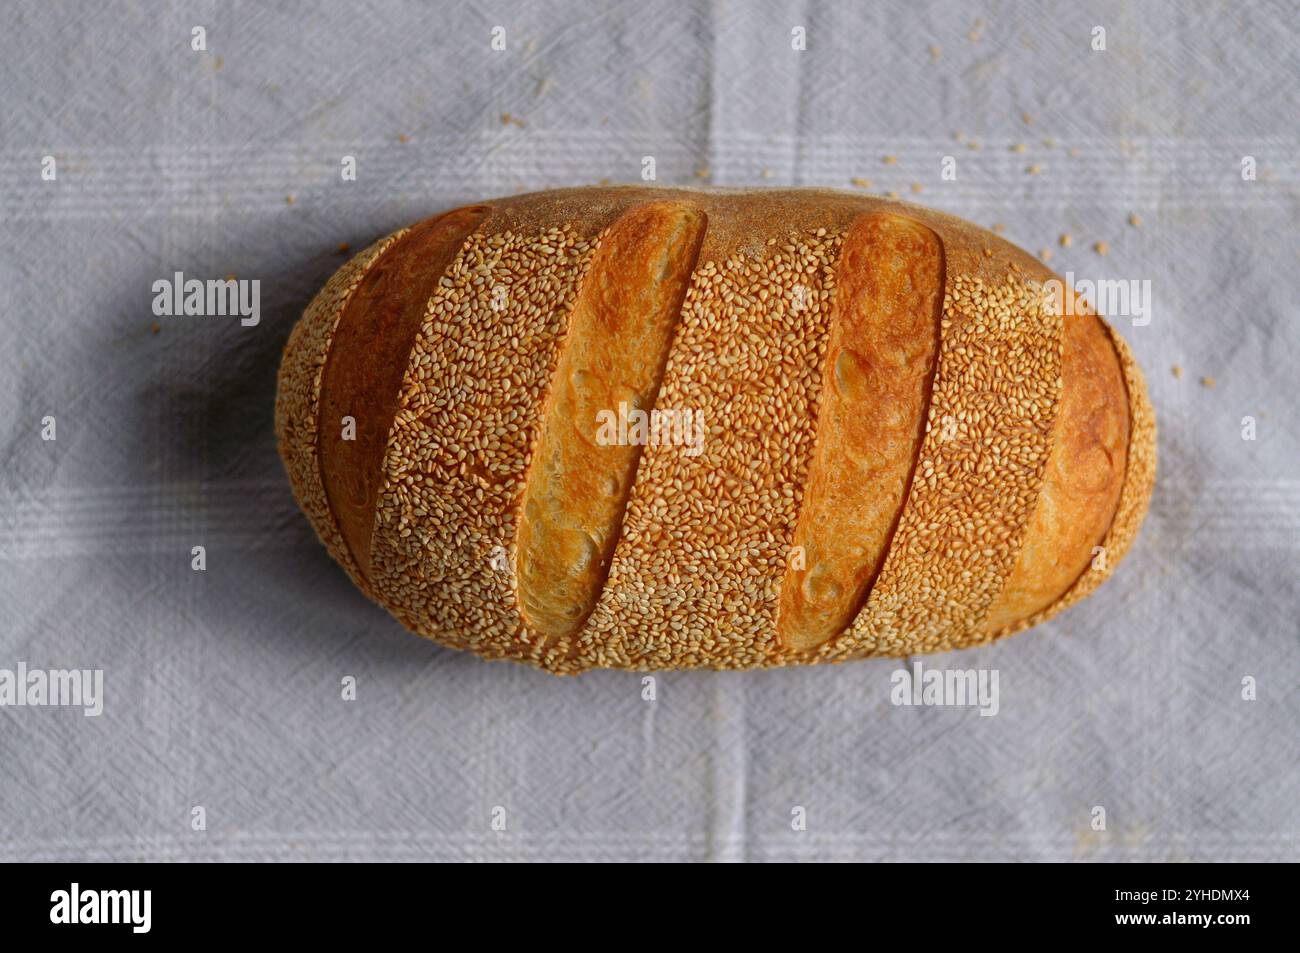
[275,187,1156,673]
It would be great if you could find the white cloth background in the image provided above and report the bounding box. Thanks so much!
[1,0,1296,861]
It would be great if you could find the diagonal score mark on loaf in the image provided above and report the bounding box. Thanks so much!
[317,206,488,583]
[515,201,707,648]
[274,231,407,600]
[572,229,843,671]
[979,304,1131,635]
[990,324,1155,639]
[777,213,944,652]
[818,271,1064,660]
[365,222,599,663]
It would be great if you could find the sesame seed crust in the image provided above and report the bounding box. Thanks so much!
[988,324,1156,638]
[573,230,842,671]
[365,224,598,665]
[814,272,1063,662]
[516,202,707,647]
[318,206,488,582]
[277,187,1156,673]
[274,231,406,599]
[778,213,944,652]
[982,307,1130,632]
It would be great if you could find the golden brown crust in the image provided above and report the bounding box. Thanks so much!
[274,230,406,599]
[817,272,1063,659]
[573,229,840,669]
[318,205,488,580]
[778,213,943,650]
[363,223,598,664]
[275,186,1156,673]
[991,324,1156,638]
[983,308,1129,631]
[516,201,707,641]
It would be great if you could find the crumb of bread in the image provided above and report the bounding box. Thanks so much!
[1093,241,1109,255]
[883,155,898,165]
[285,195,295,205]
[1021,111,1034,125]
[150,322,160,334]
[1039,247,1053,262]
[929,44,942,61]
[968,19,985,41]
[885,190,900,200]
[910,182,924,194]
[967,139,981,150]
[851,177,872,189]
[1128,213,1142,227]
[337,242,350,254]
[1172,364,1183,379]
[1011,143,1027,153]
[1201,376,1216,389]
[397,133,409,143]
[1027,164,1042,175]
[1059,233,1072,247]
[992,223,1006,233]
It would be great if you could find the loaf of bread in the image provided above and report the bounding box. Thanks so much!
[275,187,1155,673]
